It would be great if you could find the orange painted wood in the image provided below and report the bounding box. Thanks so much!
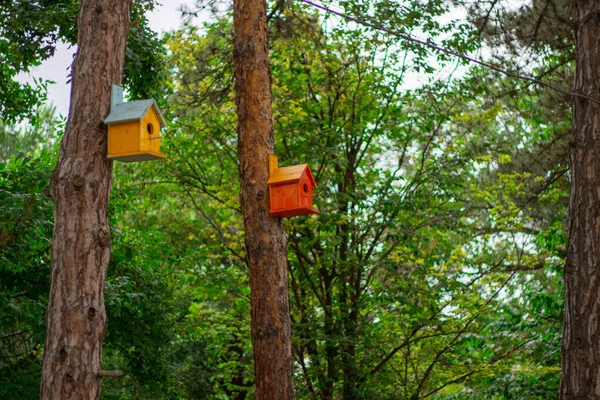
[271,185,285,211]
[284,184,298,209]
[268,163,319,218]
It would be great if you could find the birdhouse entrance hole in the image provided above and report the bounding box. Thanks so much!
[303,183,309,193]
[147,123,154,134]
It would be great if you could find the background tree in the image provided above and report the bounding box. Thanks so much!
[560,0,600,396]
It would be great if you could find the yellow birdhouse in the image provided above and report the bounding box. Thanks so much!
[104,85,167,162]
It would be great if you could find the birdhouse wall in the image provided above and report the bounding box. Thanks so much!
[284,183,299,209]
[140,107,162,154]
[108,120,140,156]
[270,183,300,212]
[300,176,313,208]
[271,185,285,211]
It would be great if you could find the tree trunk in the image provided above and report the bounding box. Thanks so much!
[232,0,296,398]
[40,0,130,398]
[560,1,600,398]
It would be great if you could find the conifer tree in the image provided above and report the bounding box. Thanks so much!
[40,0,131,398]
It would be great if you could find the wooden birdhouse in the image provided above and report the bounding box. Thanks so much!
[267,155,319,218]
[104,85,167,162]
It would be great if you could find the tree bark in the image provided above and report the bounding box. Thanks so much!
[560,1,600,398]
[40,0,130,399]
[232,0,296,398]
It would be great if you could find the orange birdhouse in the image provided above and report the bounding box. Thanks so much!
[267,155,319,218]
[104,85,167,162]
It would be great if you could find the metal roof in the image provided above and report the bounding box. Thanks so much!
[267,164,317,187]
[104,99,166,128]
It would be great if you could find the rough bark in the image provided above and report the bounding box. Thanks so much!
[39,0,131,399]
[560,1,600,398]
[232,0,296,398]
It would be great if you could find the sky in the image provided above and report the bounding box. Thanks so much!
[16,1,192,117]
[16,1,473,118]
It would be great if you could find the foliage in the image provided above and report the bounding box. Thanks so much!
[0,0,167,122]
[0,0,575,398]
[153,3,568,397]
[0,0,76,121]
[0,112,186,398]
[0,108,60,399]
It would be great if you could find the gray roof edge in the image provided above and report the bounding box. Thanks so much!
[150,100,167,128]
[104,98,166,128]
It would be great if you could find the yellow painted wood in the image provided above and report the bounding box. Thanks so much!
[142,107,162,155]
[107,107,166,162]
[267,164,308,185]
[108,121,140,156]
[269,155,278,177]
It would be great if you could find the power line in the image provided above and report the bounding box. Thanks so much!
[300,0,600,105]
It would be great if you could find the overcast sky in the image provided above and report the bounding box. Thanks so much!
[16,2,471,118]
[17,1,192,117]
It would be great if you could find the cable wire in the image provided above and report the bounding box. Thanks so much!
[300,0,600,105]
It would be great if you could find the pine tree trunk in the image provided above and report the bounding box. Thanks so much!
[560,1,600,398]
[39,0,130,398]
[232,0,296,398]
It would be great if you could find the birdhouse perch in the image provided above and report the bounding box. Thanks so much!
[267,155,319,218]
[104,85,167,162]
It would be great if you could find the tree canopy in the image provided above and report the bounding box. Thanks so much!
[0,0,578,398]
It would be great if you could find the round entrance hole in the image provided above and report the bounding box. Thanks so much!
[303,183,309,193]
[147,123,154,135]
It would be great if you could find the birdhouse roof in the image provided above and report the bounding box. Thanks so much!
[267,164,317,187]
[104,99,166,128]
